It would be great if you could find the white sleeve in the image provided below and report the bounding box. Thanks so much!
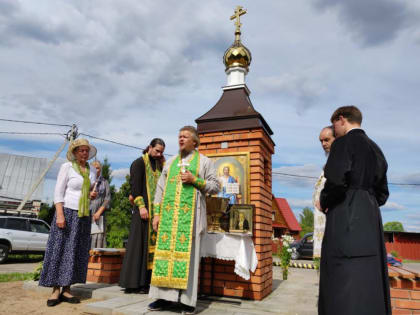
[54,163,70,204]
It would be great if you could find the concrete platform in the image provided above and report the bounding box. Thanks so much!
[23,266,319,314]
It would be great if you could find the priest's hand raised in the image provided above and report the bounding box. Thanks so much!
[181,170,194,184]
[153,215,160,232]
[139,207,149,220]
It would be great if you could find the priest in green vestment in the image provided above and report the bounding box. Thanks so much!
[148,126,220,314]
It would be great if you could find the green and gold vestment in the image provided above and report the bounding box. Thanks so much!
[151,150,206,289]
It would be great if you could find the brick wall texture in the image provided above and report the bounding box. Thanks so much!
[87,252,124,284]
[390,277,420,314]
[198,128,275,300]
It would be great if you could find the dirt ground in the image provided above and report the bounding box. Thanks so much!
[0,281,92,315]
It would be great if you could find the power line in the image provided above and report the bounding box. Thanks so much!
[272,171,420,186]
[80,132,146,151]
[272,172,317,179]
[0,131,66,137]
[80,132,175,157]
[0,118,418,186]
[0,118,72,127]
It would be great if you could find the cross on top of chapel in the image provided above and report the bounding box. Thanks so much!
[230,5,247,36]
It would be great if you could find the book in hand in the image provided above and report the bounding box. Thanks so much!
[91,216,104,234]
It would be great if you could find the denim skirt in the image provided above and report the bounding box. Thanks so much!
[39,208,91,287]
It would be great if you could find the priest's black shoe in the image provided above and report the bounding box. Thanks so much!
[59,293,80,304]
[124,288,139,294]
[147,299,172,311]
[181,304,196,315]
[46,298,60,307]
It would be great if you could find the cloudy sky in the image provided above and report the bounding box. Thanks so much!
[1,0,419,231]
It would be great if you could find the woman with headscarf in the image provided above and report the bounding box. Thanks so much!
[90,160,111,249]
[39,138,97,307]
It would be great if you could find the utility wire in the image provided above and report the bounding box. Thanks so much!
[0,119,417,186]
[272,171,420,186]
[79,132,144,151]
[79,132,175,156]
[0,118,72,127]
[0,131,66,137]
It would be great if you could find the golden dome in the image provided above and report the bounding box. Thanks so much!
[223,39,252,71]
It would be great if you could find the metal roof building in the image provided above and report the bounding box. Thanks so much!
[0,153,47,202]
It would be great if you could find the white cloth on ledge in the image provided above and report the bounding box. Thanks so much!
[200,232,258,280]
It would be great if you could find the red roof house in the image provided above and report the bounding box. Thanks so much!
[272,196,302,252]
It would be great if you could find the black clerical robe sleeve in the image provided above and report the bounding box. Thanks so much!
[130,158,147,209]
[372,145,389,207]
[320,137,352,211]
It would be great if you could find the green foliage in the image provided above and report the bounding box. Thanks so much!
[0,272,34,282]
[390,250,399,258]
[313,257,320,270]
[101,157,113,183]
[106,175,132,248]
[299,207,314,238]
[279,235,295,280]
[38,203,55,225]
[384,221,404,232]
[32,261,43,281]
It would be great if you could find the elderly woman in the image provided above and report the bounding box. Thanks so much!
[39,138,97,307]
[90,160,111,249]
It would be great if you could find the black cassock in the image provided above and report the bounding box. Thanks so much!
[119,156,156,290]
[319,129,391,315]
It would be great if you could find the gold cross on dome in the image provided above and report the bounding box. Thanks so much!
[230,5,247,33]
[181,204,190,213]
[161,233,168,243]
[179,233,187,244]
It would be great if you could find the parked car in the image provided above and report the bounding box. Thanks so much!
[0,216,50,263]
[290,232,313,260]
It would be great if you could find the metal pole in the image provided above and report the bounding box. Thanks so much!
[16,125,78,212]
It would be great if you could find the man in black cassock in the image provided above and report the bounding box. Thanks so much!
[318,106,391,315]
[119,139,165,293]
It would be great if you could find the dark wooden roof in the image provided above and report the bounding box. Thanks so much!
[195,86,273,136]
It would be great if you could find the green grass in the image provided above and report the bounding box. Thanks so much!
[403,259,420,263]
[0,272,34,282]
[8,254,43,260]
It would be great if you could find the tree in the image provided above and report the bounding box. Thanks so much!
[299,207,314,238]
[383,221,404,232]
[101,157,113,183]
[106,175,132,248]
[38,202,56,225]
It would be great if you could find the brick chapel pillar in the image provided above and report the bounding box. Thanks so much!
[195,6,274,300]
[196,85,275,300]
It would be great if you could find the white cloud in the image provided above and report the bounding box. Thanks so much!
[381,201,405,211]
[111,168,129,180]
[287,198,313,209]
[1,0,420,228]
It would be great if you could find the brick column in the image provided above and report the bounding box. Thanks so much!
[198,128,274,300]
[86,249,125,284]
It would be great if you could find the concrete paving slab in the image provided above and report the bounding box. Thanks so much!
[23,280,115,298]
[82,296,148,315]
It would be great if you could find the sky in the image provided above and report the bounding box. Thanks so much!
[0,0,419,231]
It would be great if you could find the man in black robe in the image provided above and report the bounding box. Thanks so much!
[119,138,165,293]
[318,106,391,315]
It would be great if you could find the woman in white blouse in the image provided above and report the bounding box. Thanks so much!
[39,138,97,307]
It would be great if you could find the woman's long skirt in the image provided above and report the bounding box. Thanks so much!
[119,208,151,289]
[39,208,91,287]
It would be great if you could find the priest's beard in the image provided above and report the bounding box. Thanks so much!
[324,151,330,157]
